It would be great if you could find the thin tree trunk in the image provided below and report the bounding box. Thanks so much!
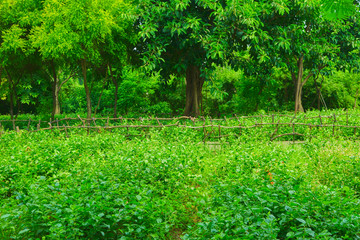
[284,84,288,103]
[94,74,108,116]
[314,76,322,110]
[81,59,92,119]
[15,95,21,119]
[113,82,119,117]
[255,84,265,112]
[311,76,320,109]
[7,69,24,119]
[317,86,321,110]
[294,58,323,113]
[51,65,74,118]
[5,68,14,120]
[184,65,204,117]
[51,61,61,118]
[295,56,304,113]
[94,88,104,116]
[54,90,60,115]
[109,65,119,118]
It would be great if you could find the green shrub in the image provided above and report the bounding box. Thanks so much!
[1,114,360,239]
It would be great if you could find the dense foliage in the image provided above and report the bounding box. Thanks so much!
[1,2,359,239]
[1,123,360,239]
[0,0,360,117]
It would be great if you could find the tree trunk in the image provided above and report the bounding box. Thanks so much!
[94,75,108,116]
[255,84,265,112]
[51,62,61,118]
[293,57,321,113]
[284,85,288,103]
[184,65,204,117]
[109,65,119,118]
[314,76,321,110]
[113,82,119,118]
[15,94,21,119]
[81,59,92,119]
[54,89,60,115]
[294,56,304,113]
[5,68,14,120]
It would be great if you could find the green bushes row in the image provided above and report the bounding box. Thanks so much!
[1,131,360,239]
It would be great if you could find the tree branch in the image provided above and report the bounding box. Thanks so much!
[42,65,53,81]
[301,65,325,88]
[109,64,117,86]
[0,67,3,85]
[301,72,314,88]
[59,70,76,90]
[14,70,24,87]
[285,57,296,83]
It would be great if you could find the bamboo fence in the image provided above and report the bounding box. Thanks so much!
[1,112,360,142]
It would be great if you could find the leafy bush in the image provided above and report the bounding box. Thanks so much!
[322,71,360,109]
[1,113,360,239]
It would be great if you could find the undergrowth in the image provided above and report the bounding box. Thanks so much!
[0,129,359,239]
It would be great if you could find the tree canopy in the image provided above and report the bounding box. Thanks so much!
[321,0,357,20]
[0,0,359,116]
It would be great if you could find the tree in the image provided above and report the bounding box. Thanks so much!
[30,18,77,117]
[99,11,137,118]
[0,0,42,118]
[31,0,135,119]
[258,1,358,112]
[138,0,225,116]
[138,0,294,116]
[204,1,291,113]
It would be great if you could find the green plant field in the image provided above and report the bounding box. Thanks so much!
[1,109,360,143]
[1,129,360,239]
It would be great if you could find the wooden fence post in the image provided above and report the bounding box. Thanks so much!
[354,127,357,140]
[218,124,221,139]
[292,123,295,143]
[37,120,41,131]
[63,125,69,138]
[27,119,31,131]
[12,119,15,131]
[65,116,70,128]
[107,116,110,133]
[203,119,206,144]
[49,118,53,132]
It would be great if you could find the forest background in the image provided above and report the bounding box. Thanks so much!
[1,0,360,118]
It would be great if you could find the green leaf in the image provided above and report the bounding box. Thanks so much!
[18,229,30,235]
[321,0,355,21]
[0,214,11,219]
[286,232,295,238]
[296,218,306,224]
[305,228,315,237]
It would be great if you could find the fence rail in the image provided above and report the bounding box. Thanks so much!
[1,112,360,142]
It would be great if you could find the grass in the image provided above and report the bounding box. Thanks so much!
[0,125,360,239]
